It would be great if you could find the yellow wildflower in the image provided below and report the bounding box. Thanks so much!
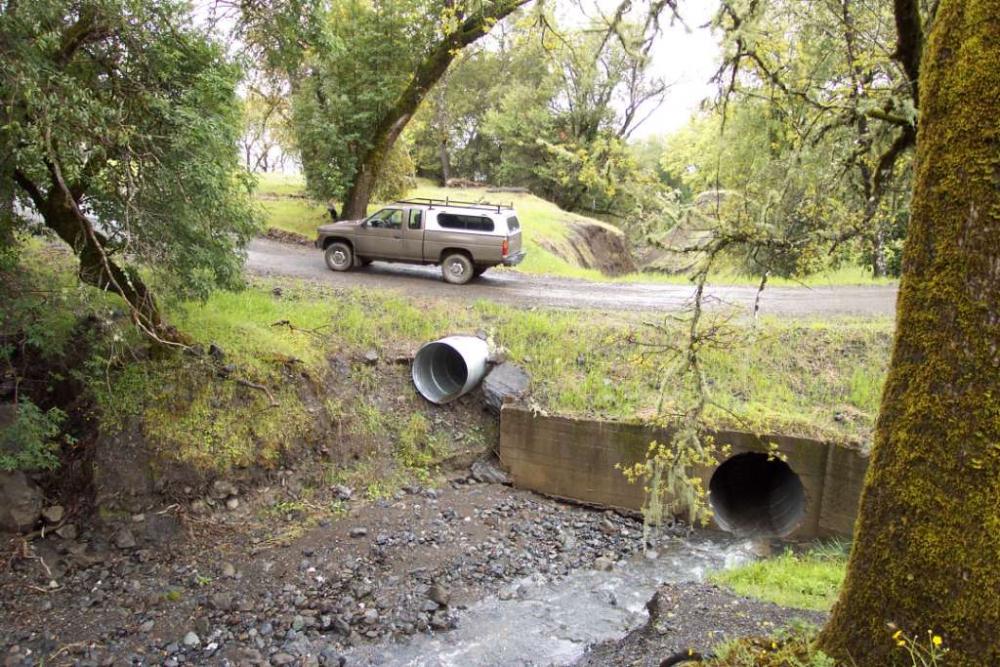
[932,635,943,647]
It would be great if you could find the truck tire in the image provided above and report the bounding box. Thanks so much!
[325,242,353,272]
[441,252,474,285]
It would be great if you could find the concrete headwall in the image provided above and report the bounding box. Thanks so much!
[499,406,870,538]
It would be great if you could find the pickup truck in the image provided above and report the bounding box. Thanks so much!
[314,198,526,284]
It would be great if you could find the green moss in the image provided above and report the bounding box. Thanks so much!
[139,364,311,471]
[818,2,1000,664]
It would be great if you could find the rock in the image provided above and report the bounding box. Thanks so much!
[362,609,379,625]
[271,652,295,665]
[114,528,137,549]
[55,523,78,540]
[428,583,451,607]
[210,480,238,500]
[139,620,155,633]
[209,593,233,611]
[481,362,530,413]
[319,647,346,667]
[182,631,201,648]
[208,343,225,361]
[221,562,236,578]
[226,497,240,511]
[42,505,65,524]
[599,518,618,536]
[470,458,509,485]
[0,471,43,533]
[363,349,379,365]
[349,527,368,538]
[331,484,353,501]
[593,557,614,571]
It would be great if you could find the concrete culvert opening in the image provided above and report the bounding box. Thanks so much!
[709,452,807,538]
[412,336,489,404]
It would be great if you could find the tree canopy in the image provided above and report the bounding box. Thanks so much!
[0,0,259,336]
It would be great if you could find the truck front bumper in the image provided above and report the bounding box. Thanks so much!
[502,251,527,266]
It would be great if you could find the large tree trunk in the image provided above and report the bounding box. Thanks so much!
[338,0,530,219]
[14,170,165,335]
[817,2,1000,665]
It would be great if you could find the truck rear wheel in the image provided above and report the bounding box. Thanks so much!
[442,252,474,285]
[325,242,353,272]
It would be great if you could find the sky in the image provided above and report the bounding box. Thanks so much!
[636,1,722,138]
[556,0,723,140]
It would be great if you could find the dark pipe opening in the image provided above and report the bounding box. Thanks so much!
[709,452,807,537]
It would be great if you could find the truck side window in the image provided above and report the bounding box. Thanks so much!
[409,210,423,230]
[383,209,403,229]
[438,213,494,232]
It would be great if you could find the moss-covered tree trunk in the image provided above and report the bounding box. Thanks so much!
[817,1,1000,665]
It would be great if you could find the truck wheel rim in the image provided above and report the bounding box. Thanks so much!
[331,249,348,267]
[449,260,466,277]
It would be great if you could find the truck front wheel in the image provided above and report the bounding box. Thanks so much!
[325,242,353,272]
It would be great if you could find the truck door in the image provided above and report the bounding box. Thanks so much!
[401,208,425,260]
[355,208,404,259]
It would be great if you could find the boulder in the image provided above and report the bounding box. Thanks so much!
[470,458,510,485]
[0,471,43,533]
[482,362,530,413]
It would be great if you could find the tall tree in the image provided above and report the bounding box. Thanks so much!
[0,0,259,339]
[817,0,1000,664]
[290,0,531,219]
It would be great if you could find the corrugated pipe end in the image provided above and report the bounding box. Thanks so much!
[412,336,490,404]
[709,452,807,538]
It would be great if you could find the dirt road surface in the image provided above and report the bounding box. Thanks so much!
[247,239,897,317]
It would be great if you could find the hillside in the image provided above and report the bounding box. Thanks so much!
[255,174,634,279]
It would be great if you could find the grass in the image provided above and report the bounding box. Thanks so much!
[710,542,849,611]
[258,198,330,238]
[13,239,891,475]
[161,277,891,443]
[253,173,895,286]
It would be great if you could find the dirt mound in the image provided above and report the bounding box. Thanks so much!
[536,222,637,276]
[263,227,313,247]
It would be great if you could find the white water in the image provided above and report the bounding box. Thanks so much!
[346,533,754,667]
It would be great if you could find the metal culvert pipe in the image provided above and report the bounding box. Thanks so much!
[412,336,490,404]
[709,452,807,538]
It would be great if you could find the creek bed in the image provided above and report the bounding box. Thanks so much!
[345,533,753,666]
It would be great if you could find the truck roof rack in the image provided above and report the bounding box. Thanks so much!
[395,197,514,214]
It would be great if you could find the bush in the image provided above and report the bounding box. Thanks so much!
[0,400,68,472]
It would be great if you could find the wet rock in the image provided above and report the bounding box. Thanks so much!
[470,458,509,485]
[114,528,137,550]
[482,362,530,413]
[42,505,65,524]
[55,523,78,540]
[0,471,43,533]
[428,583,451,607]
[593,556,614,571]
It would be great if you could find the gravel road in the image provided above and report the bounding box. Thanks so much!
[247,239,897,317]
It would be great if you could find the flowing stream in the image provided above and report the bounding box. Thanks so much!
[345,533,754,667]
